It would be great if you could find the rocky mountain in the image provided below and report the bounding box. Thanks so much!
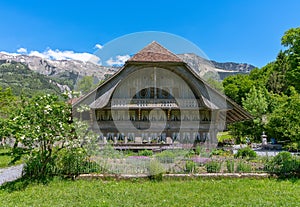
[177,53,256,80]
[0,52,255,95]
[0,52,119,89]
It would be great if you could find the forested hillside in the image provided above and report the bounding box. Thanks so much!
[0,61,70,97]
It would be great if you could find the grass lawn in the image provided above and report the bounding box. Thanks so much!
[0,178,299,207]
[0,148,14,168]
[0,148,23,168]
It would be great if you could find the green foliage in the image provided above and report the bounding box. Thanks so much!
[148,160,165,181]
[242,86,268,119]
[205,161,221,173]
[0,62,64,97]
[217,131,233,143]
[0,148,22,168]
[284,142,300,152]
[97,144,123,159]
[236,161,252,173]
[281,27,300,92]
[206,77,224,92]
[0,87,19,140]
[23,150,57,181]
[226,160,235,173]
[155,150,176,163]
[221,27,300,145]
[223,74,254,105]
[4,94,81,180]
[265,151,300,178]
[210,149,231,157]
[55,148,100,177]
[75,76,96,95]
[0,87,17,118]
[266,88,300,142]
[185,160,196,173]
[234,147,257,159]
[138,149,153,157]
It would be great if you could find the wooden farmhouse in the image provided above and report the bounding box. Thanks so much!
[73,42,251,149]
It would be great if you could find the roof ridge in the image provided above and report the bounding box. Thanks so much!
[127,41,183,63]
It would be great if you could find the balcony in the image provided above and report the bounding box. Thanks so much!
[110,99,203,109]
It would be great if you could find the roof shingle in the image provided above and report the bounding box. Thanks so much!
[127,41,183,63]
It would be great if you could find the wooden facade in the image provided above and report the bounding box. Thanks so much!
[73,42,251,148]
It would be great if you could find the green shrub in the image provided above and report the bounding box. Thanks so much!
[284,142,300,152]
[138,150,153,157]
[184,150,195,158]
[205,161,221,173]
[226,160,235,173]
[210,149,232,157]
[236,161,252,173]
[56,148,100,177]
[265,151,300,178]
[124,150,137,157]
[195,146,210,156]
[156,150,176,163]
[234,147,257,159]
[23,151,56,181]
[185,160,196,173]
[148,160,165,181]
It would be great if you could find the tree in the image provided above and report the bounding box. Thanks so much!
[0,87,17,118]
[242,86,268,120]
[223,74,254,105]
[206,78,224,92]
[0,87,19,144]
[266,87,300,142]
[281,27,300,92]
[242,86,268,140]
[6,94,75,179]
[76,76,96,95]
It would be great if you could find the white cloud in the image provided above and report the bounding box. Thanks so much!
[17,47,27,53]
[94,44,103,50]
[0,51,20,56]
[28,50,48,59]
[28,49,101,65]
[106,54,130,66]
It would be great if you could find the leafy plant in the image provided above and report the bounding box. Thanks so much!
[210,149,232,157]
[205,161,221,173]
[23,150,56,181]
[148,160,165,181]
[4,94,90,181]
[185,160,196,173]
[284,142,300,152]
[226,160,235,173]
[155,150,176,163]
[236,161,252,173]
[55,147,100,177]
[265,151,300,178]
[234,147,257,159]
[138,149,153,157]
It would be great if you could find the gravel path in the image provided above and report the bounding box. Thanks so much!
[0,164,24,186]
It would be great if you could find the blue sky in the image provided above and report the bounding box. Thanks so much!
[1,0,300,67]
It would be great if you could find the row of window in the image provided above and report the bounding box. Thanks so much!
[97,132,210,143]
[96,110,211,122]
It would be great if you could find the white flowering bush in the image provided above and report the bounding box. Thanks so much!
[6,94,77,180]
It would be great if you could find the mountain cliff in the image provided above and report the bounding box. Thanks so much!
[0,52,256,95]
[177,53,256,80]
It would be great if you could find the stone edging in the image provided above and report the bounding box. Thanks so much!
[77,173,272,180]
